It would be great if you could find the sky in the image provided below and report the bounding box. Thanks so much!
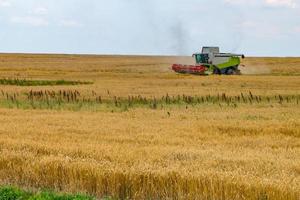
[0,0,299,56]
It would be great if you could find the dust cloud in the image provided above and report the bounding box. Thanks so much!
[240,65,272,75]
[171,56,195,65]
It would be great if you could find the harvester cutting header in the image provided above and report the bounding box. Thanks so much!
[172,47,245,75]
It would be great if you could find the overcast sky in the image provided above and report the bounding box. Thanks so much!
[0,0,299,56]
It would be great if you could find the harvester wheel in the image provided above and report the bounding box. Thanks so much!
[213,68,221,75]
[234,69,242,75]
[226,68,234,75]
[226,67,241,75]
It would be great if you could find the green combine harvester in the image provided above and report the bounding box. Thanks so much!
[172,47,245,75]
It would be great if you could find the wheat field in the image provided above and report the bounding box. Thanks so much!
[0,54,299,199]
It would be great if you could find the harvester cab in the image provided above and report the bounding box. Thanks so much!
[172,47,245,75]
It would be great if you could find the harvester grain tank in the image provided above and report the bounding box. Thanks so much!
[172,47,245,75]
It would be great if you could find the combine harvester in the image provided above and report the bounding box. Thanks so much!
[172,47,245,75]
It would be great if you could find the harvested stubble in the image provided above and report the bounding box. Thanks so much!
[0,54,299,200]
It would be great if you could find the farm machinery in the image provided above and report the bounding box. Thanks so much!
[172,47,245,75]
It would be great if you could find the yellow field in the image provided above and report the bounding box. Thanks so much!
[0,54,299,199]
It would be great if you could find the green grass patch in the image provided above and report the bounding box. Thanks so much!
[0,79,93,86]
[0,186,96,200]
